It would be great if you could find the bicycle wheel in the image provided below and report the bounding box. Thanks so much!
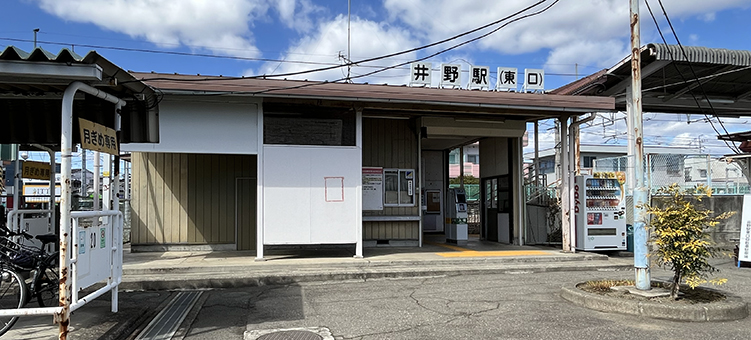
[33,253,59,308]
[0,267,27,336]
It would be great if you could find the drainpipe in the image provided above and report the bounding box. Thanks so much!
[60,81,126,340]
[568,113,597,253]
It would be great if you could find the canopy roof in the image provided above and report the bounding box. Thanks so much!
[552,43,751,116]
[0,46,159,149]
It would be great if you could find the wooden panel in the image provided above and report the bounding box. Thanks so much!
[131,152,256,248]
[363,221,418,240]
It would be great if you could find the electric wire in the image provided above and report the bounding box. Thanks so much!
[121,0,550,83]
[171,0,561,96]
[645,0,740,153]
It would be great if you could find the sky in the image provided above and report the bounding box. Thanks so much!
[2,0,751,165]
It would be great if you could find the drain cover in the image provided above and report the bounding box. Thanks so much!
[257,330,323,340]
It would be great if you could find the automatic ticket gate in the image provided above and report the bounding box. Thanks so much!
[446,188,468,245]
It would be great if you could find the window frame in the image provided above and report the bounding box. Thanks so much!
[383,168,416,207]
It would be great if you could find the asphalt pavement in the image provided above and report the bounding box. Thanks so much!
[2,236,749,339]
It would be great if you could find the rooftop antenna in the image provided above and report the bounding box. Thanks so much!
[33,28,40,48]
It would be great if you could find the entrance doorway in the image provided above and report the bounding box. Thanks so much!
[483,175,512,243]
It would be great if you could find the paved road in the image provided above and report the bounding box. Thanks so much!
[181,260,751,340]
[5,260,751,339]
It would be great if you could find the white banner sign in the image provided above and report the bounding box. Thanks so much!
[739,195,751,263]
[469,65,490,90]
[362,167,384,211]
[410,62,432,86]
[440,63,462,88]
[496,67,518,91]
[524,68,545,91]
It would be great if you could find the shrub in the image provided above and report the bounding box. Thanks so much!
[642,184,733,298]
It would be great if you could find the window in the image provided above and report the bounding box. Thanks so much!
[448,150,459,164]
[583,156,596,168]
[264,110,355,146]
[384,169,415,206]
[466,154,479,164]
[699,169,708,178]
[539,159,555,174]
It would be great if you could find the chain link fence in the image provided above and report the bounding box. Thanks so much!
[593,153,748,195]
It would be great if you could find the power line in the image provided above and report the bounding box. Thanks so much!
[645,0,740,154]
[164,0,562,97]
[127,0,551,83]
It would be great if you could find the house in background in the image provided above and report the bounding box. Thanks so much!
[524,144,702,185]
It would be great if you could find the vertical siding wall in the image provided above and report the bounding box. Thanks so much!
[131,152,257,249]
[362,118,419,240]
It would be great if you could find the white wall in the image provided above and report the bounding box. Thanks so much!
[122,97,259,154]
[263,145,360,244]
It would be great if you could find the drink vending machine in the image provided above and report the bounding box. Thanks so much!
[446,188,468,245]
[574,172,627,251]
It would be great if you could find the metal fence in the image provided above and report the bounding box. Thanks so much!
[593,153,748,195]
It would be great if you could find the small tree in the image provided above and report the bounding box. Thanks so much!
[643,184,733,298]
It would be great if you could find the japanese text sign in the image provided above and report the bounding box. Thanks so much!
[410,62,432,86]
[524,68,545,91]
[440,63,462,88]
[79,118,119,155]
[469,66,490,90]
[21,160,52,180]
[496,67,518,91]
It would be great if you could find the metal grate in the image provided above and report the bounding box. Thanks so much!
[135,291,203,340]
[257,330,323,340]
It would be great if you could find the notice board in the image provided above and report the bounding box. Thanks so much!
[362,167,383,211]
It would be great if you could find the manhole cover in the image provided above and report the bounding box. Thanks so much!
[257,330,323,340]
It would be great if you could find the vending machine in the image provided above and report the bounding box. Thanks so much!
[446,188,468,245]
[574,173,627,251]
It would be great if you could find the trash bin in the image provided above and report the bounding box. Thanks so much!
[626,224,634,252]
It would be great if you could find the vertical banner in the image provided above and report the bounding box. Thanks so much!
[739,195,751,264]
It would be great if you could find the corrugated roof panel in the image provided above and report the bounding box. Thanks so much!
[0,46,29,60]
[648,43,751,66]
[27,47,58,61]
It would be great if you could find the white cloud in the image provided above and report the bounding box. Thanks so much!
[384,0,750,77]
[33,0,319,58]
[253,15,419,83]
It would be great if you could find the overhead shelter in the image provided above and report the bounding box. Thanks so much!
[124,72,614,257]
[0,45,159,334]
[552,43,751,116]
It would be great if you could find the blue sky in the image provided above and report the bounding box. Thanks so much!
[2,0,751,160]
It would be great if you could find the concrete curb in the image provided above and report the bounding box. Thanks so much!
[120,261,633,291]
[560,282,749,322]
[122,254,610,275]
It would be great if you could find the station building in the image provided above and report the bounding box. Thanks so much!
[122,73,613,257]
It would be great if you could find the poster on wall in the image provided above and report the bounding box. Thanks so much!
[363,167,384,211]
[739,195,751,264]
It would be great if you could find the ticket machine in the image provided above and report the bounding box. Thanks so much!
[446,188,468,245]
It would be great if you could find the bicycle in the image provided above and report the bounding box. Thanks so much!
[0,226,60,336]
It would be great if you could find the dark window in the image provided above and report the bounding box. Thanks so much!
[264,110,355,146]
[467,154,479,164]
[583,156,596,168]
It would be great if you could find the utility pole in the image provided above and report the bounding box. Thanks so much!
[347,0,352,82]
[629,0,651,291]
[33,28,39,48]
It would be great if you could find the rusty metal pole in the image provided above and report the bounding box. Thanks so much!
[630,0,651,290]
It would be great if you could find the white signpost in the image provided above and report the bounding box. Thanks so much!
[409,62,432,87]
[440,63,462,88]
[496,67,518,91]
[469,66,490,90]
[362,167,384,211]
[739,194,751,266]
[523,68,545,91]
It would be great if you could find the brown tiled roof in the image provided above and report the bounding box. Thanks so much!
[132,72,614,117]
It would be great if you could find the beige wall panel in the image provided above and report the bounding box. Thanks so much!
[132,152,256,247]
[362,222,418,240]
